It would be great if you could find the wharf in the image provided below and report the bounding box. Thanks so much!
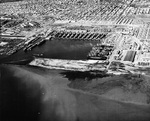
[54,30,107,41]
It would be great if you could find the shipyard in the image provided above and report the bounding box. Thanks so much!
[1,0,150,121]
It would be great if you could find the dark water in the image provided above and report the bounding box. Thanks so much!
[0,65,42,121]
[1,39,150,121]
[32,38,96,60]
[0,0,23,3]
[1,65,150,121]
[0,38,98,64]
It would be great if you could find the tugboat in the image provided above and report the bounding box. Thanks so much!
[33,53,43,57]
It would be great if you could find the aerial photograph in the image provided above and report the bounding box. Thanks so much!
[1,0,150,121]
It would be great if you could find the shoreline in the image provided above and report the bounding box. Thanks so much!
[2,64,150,106]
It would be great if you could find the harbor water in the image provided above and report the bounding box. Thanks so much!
[0,38,99,64]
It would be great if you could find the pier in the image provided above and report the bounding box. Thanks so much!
[54,30,107,40]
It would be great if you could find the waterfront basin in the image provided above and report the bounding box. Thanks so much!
[0,38,99,64]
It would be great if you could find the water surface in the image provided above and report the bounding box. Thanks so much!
[0,38,98,64]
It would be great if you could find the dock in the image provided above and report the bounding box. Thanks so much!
[54,30,107,41]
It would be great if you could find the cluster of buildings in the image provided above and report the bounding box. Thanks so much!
[1,0,150,69]
[0,0,132,22]
[0,14,47,55]
[88,44,114,60]
[0,14,41,37]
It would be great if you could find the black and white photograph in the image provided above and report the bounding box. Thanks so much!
[1,0,150,121]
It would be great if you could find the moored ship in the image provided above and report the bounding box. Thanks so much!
[87,44,114,60]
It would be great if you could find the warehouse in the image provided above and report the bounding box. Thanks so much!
[123,50,136,62]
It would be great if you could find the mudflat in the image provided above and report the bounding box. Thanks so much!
[0,64,150,121]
